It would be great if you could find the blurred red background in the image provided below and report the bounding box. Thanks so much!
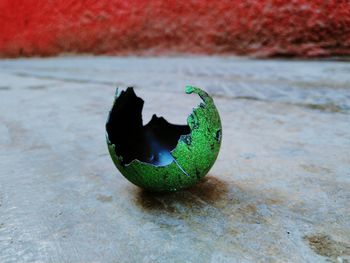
[1,0,350,58]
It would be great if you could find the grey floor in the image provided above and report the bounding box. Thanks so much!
[0,56,349,262]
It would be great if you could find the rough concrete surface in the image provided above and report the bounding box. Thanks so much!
[0,56,349,262]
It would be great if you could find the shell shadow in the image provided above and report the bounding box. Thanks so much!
[133,175,230,214]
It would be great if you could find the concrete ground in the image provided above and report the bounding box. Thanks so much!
[0,56,349,263]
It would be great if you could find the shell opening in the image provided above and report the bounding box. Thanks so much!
[106,87,191,166]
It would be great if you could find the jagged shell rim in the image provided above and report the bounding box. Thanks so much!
[105,85,217,169]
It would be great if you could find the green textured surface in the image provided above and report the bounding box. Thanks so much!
[106,86,222,192]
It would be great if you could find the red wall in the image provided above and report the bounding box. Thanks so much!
[1,0,350,57]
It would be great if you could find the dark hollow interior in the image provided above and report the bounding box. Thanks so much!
[106,88,191,166]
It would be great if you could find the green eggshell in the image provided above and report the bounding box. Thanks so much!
[106,86,222,192]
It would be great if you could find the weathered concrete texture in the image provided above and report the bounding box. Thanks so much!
[0,56,349,262]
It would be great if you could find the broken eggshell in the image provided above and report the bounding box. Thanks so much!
[106,86,222,192]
